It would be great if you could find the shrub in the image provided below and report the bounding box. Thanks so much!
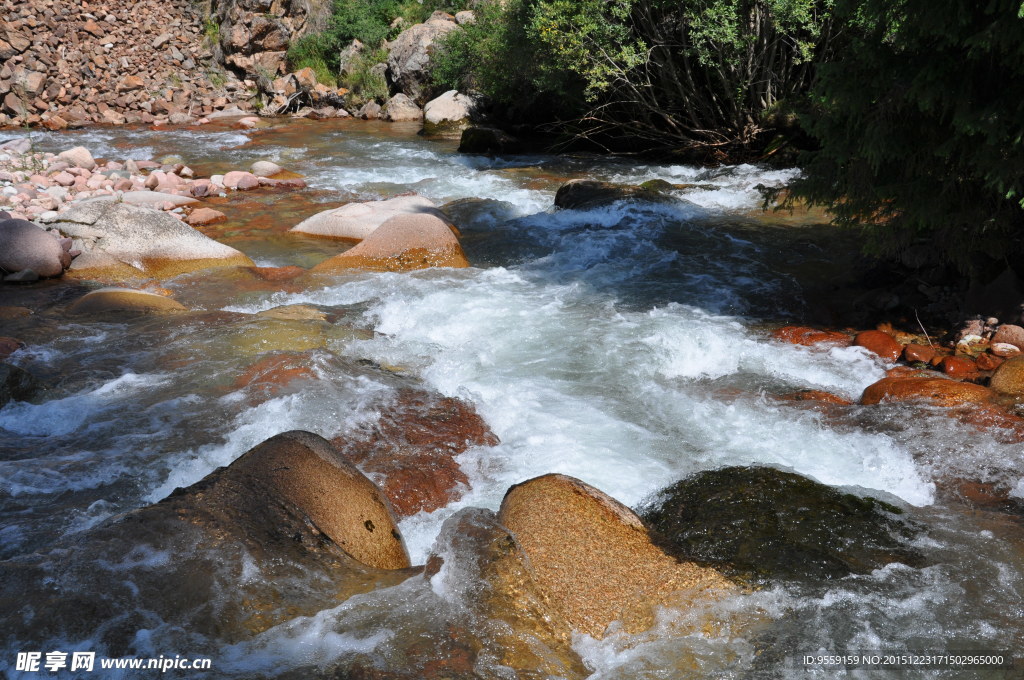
[789,0,1024,276]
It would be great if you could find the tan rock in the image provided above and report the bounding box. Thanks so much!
[57,146,96,170]
[67,287,188,315]
[312,212,469,273]
[498,474,733,638]
[989,355,1024,396]
[223,171,259,190]
[290,194,437,241]
[186,207,227,226]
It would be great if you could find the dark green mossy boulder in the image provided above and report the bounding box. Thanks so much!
[639,466,925,581]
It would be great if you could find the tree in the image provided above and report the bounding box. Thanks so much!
[789,0,1024,276]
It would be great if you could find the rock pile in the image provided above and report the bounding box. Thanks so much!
[0,0,249,128]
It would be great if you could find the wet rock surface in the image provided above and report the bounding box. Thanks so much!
[0,431,416,649]
[640,466,926,582]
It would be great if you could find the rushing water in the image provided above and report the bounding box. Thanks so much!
[1,120,1022,678]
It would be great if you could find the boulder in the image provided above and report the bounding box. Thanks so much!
[0,432,416,647]
[640,466,924,581]
[423,90,479,135]
[937,355,978,379]
[989,355,1024,396]
[332,389,499,516]
[51,199,253,279]
[860,376,993,406]
[0,362,39,408]
[0,337,25,361]
[338,39,365,77]
[991,324,1024,351]
[222,171,260,190]
[311,212,469,273]
[382,93,423,122]
[249,160,283,177]
[853,329,903,362]
[357,100,382,120]
[0,219,68,278]
[118,191,199,209]
[290,194,438,241]
[386,16,459,102]
[554,179,681,210]
[498,474,733,637]
[458,126,518,155]
[56,146,96,170]
[67,287,188,315]
[902,343,937,364]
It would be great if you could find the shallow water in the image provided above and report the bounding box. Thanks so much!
[1,120,1022,678]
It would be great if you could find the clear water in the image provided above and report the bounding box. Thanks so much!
[0,120,1021,678]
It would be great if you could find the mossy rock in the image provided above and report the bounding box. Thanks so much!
[639,466,925,582]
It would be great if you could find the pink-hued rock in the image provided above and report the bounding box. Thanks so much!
[53,171,76,187]
[0,219,68,277]
[186,208,227,226]
[57,147,97,170]
[223,171,259,190]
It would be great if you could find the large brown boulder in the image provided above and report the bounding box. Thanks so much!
[0,432,416,649]
[312,212,470,272]
[51,199,253,279]
[860,376,993,406]
[498,474,733,638]
[989,355,1024,396]
[290,195,437,241]
[0,219,69,278]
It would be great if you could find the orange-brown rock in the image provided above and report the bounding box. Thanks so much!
[0,337,25,360]
[311,213,470,273]
[233,352,318,399]
[245,265,306,282]
[771,326,851,346]
[902,343,937,365]
[976,352,1004,372]
[66,287,188,315]
[333,389,498,516]
[989,355,1024,396]
[937,355,978,379]
[778,389,853,406]
[498,474,733,638]
[860,377,993,406]
[854,330,902,362]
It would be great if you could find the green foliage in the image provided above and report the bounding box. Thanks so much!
[287,34,339,87]
[789,0,1024,274]
[433,0,836,152]
[203,17,220,43]
[431,0,587,118]
[341,48,391,108]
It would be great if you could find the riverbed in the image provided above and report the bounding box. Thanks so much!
[1,119,1021,678]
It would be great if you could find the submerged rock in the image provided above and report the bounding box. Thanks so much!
[311,212,469,272]
[333,389,499,516]
[0,362,40,407]
[640,466,924,581]
[66,287,188,315]
[553,179,682,210]
[499,474,733,638]
[0,431,416,649]
[458,126,518,155]
[51,199,252,280]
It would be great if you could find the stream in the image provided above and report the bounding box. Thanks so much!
[0,119,1021,678]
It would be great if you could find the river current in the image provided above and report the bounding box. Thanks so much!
[0,120,1021,678]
